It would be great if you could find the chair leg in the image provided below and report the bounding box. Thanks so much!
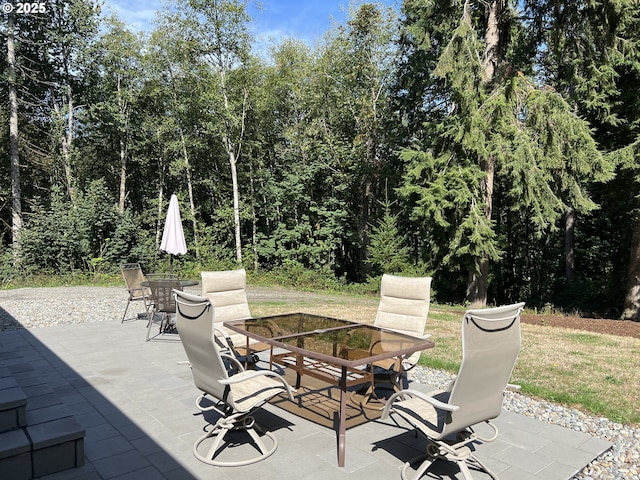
[246,424,274,456]
[145,311,156,341]
[355,369,404,410]
[457,460,476,480]
[204,425,229,460]
[193,416,278,467]
[121,298,131,323]
[467,454,499,480]
[401,455,437,480]
[353,383,384,410]
[403,439,498,480]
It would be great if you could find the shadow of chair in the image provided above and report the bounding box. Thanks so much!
[174,289,295,466]
[120,263,152,322]
[201,269,263,363]
[146,277,181,341]
[380,302,525,480]
[359,274,432,405]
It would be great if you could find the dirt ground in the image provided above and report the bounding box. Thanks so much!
[520,312,640,339]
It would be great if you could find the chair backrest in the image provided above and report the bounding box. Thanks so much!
[201,269,252,323]
[444,302,525,436]
[148,278,180,313]
[121,263,146,292]
[174,290,236,405]
[374,274,432,337]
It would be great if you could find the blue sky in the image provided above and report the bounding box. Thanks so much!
[102,0,398,45]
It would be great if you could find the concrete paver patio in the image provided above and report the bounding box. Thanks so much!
[0,314,611,480]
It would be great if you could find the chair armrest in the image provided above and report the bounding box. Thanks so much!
[220,353,245,373]
[369,332,432,358]
[381,389,459,420]
[129,287,147,296]
[220,370,295,400]
[213,325,236,350]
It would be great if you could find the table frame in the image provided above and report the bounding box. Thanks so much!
[224,313,434,467]
[140,279,199,288]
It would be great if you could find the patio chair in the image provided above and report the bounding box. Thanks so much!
[374,274,432,369]
[381,302,525,480]
[120,263,152,322]
[146,277,181,341]
[359,275,432,404]
[201,269,262,361]
[174,289,295,466]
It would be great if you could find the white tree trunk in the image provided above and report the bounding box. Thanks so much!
[156,181,164,253]
[622,216,640,321]
[55,83,76,203]
[8,14,22,263]
[220,81,246,265]
[118,76,128,213]
[119,137,127,212]
[179,129,199,259]
[228,146,242,264]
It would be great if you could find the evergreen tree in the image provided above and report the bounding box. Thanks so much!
[398,0,613,306]
[367,201,413,276]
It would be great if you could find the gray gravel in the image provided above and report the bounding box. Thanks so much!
[1,285,638,479]
[409,367,639,479]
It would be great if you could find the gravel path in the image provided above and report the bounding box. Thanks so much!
[1,285,638,479]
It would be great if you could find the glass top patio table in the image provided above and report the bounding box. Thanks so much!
[225,312,432,367]
[224,312,435,468]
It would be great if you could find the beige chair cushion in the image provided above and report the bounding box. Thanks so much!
[374,274,432,337]
[375,275,432,368]
[201,269,258,348]
[201,269,252,322]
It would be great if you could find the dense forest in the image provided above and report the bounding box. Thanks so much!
[2,0,640,319]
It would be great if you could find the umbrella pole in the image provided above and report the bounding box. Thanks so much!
[169,255,173,274]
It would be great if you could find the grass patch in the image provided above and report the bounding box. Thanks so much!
[251,296,640,426]
[257,301,292,307]
[564,332,619,347]
[419,356,460,372]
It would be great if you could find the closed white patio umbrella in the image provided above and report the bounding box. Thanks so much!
[160,194,187,272]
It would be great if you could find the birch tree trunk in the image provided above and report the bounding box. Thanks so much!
[8,13,22,264]
[220,80,247,265]
[156,181,165,253]
[622,216,640,321]
[250,164,258,271]
[55,83,76,203]
[119,137,127,212]
[179,129,199,259]
[227,138,242,264]
[117,76,128,213]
